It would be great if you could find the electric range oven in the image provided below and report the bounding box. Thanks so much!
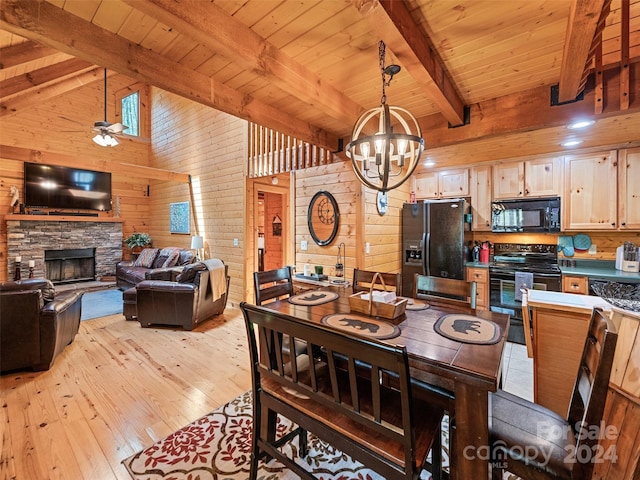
[489,243,561,344]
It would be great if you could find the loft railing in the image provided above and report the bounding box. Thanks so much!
[248,123,337,178]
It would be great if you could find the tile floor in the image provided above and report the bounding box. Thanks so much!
[500,341,534,401]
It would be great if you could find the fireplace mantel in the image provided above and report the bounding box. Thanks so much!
[4,214,124,223]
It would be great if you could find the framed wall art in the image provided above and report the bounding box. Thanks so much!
[169,201,190,234]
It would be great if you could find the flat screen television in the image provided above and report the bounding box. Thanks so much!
[24,162,112,211]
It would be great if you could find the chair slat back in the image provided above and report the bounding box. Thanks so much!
[253,266,293,305]
[414,274,477,310]
[353,269,402,295]
[567,307,618,479]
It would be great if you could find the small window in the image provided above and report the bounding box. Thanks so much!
[121,91,139,137]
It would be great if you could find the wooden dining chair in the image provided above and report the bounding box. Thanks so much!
[352,269,402,295]
[520,288,534,358]
[489,307,618,480]
[413,274,477,312]
[253,266,294,305]
[241,301,445,480]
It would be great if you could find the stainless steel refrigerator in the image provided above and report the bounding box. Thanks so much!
[401,199,470,297]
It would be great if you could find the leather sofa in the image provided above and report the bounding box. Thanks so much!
[116,247,195,290]
[0,279,83,373]
[134,260,230,330]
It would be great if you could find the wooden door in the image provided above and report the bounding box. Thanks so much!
[564,151,618,230]
[493,162,524,199]
[470,165,492,231]
[618,148,640,230]
[524,156,562,197]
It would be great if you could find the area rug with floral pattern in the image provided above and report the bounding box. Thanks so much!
[123,390,452,480]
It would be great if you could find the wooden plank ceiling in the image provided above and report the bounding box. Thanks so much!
[1,0,640,168]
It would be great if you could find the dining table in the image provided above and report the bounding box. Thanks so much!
[259,284,510,480]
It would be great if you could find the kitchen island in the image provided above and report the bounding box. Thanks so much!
[526,290,609,416]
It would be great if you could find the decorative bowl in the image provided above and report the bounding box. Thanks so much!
[591,281,640,312]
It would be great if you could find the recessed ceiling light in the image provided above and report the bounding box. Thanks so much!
[424,159,436,167]
[567,119,595,130]
[561,139,583,147]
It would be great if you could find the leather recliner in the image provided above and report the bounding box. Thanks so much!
[135,262,230,331]
[1,279,83,373]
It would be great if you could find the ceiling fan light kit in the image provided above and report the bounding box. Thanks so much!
[346,41,424,193]
[92,68,128,147]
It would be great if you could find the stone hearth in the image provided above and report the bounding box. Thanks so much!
[6,218,123,281]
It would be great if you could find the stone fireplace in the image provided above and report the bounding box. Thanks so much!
[6,217,123,282]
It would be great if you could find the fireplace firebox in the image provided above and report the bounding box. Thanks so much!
[45,248,96,284]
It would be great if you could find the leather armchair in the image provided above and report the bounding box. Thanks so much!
[135,264,229,330]
[1,279,83,373]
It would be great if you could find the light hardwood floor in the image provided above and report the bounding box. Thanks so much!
[0,308,251,480]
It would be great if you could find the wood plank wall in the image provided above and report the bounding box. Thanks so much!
[147,88,247,305]
[0,75,151,282]
[294,161,405,282]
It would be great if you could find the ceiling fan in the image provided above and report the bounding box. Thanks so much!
[92,68,128,147]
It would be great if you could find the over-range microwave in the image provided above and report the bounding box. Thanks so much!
[491,197,561,233]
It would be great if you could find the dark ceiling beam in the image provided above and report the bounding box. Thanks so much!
[558,0,608,102]
[0,40,59,69]
[1,57,94,98]
[0,0,339,151]
[354,0,466,126]
[124,0,364,127]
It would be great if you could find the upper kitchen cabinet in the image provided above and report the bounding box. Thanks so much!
[564,151,618,230]
[414,168,469,199]
[618,148,640,230]
[493,157,562,199]
[470,165,492,231]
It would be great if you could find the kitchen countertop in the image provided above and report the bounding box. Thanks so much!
[527,289,611,314]
[465,261,490,268]
[559,259,640,283]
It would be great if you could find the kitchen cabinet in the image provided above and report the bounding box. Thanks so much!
[492,157,561,199]
[466,266,489,310]
[562,275,588,294]
[414,168,469,199]
[564,150,618,230]
[470,165,492,231]
[618,148,640,230]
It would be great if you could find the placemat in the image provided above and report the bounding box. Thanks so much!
[321,313,401,340]
[404,298,430,311]
[434,314,501,345]
[288,290,339,306]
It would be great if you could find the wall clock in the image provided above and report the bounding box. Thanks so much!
[376,191,388,216]
[308,190,339,246]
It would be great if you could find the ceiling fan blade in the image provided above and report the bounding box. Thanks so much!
[107,123,128,134]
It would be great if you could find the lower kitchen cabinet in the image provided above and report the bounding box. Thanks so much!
[562,274,588,294]
[466,266,489,310]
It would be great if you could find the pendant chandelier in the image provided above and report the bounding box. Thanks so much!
[346,41,424,192]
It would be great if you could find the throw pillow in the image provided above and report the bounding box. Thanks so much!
[41,279,56,303]
[163,250,181,268]
[133,248,159,268]
[151,248,178,268]
[176,262,206,283]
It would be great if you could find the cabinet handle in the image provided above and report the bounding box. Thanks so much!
[622,222,626,226]
[612,222,616,226]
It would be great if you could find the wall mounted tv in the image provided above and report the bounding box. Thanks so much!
[24,162,112,212]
